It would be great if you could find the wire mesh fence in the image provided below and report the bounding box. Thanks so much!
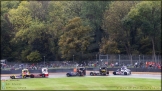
[1,54,161,70]
[99,54,161,64]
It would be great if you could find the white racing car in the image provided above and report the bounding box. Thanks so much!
[113,66,131,75]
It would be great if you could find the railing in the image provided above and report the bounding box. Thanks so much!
[1,54,161,70]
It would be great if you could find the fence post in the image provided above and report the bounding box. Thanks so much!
[129,55,131,65]
[99,54,100,62]
[107,54,108,64]
[119,54,120,64]
[139,55,140,63]
[96,54,97,61]
[143,55,144,63]
[131,55,132,65]
[158,55,160,63]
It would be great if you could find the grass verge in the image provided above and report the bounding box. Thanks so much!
[1,77,161,90]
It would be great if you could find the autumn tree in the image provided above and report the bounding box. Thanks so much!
[123,1,161,61]
[101,1,139,54]
[58,17,93,61]
[1,1,20,60]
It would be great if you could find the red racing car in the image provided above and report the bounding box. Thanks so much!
[30,68,49,78]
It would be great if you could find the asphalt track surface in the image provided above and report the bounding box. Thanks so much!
[1,71,161,80]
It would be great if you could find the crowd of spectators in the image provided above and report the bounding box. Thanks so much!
[1,60,161,70]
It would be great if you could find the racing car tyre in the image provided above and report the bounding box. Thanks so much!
[23,75,26,78]
[81,73,84,76]
[30,75,34,78]
[124,72,127,75]
[13,76,15,79]
[113,72,116,75]
[90,72,94,76]
[11,76,15,79]
[94,73,97,76]
[42,74,45,77]
[66,74,70,77]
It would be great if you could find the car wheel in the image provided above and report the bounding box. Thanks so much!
[66,73,70,77]
[107,71,109,75]
[79,72,82,76]
[113,72,116,75]
[30,75,34,78]
[81,73,84,76]
[90,72,94,76]
[11,76,15,79]
[42,74,45,77]
[124,72,127,75]
[23,75,26,78]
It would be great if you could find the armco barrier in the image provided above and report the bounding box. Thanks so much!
[88,68,161,72]
[1,69,74,74]
[1,68,161,74]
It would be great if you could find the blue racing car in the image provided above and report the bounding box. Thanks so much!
[66,67,86,77]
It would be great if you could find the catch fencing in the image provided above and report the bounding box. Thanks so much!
[1,54,161,70]
[98,54,161,65]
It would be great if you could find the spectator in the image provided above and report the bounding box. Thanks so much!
[115,62,119,67]
[10,66,15,71]
[110,63,114,68]
[134,62,138,68]
[145,61,149,68]
[140,62,143,68]
[149,61,152,69]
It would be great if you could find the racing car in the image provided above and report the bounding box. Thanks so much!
[66,67,86,77]
[10,69,31,79]
[30,68,49,78]
[90,67,109,76]
[113,66,131,75]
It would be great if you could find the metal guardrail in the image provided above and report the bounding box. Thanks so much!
[1,68,161,74]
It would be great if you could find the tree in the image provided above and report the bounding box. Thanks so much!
[1,1,20,60]
[102,1,139,55]
[124,1,161,61]
[58,17,93,61]
[80,1,111,54]
[27,51,42,62]
[47,1,72,60]
[99,38,120,54]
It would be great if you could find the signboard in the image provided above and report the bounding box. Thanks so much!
[1,59,7,64]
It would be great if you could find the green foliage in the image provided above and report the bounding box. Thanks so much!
[1,1,161,62]
[1,1,20,14]
[102,1,139,55]
[8,1,32,30]
[27,51,42,62]
[124,1,161,55]
[59,17,93,60]
[21,46,32,62]
[81,1,111,29]
[1,1,20,60]
[100,38,120,54]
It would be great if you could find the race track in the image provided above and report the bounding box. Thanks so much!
[1,71,161,80]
